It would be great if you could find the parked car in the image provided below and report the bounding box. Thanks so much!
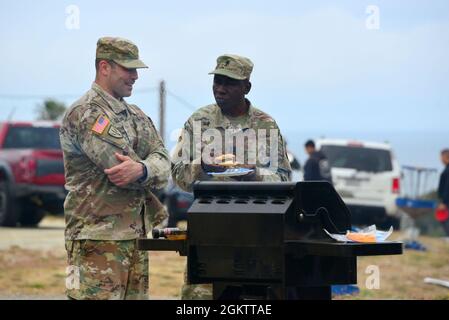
[162,180,194,228]
[315,139,401,229]
[0,121,66,227]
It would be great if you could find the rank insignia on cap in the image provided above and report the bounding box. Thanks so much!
[92,115,110,134]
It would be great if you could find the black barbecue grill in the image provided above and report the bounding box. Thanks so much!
[138,181,402,299]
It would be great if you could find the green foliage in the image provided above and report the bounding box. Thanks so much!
[36,99,66,120]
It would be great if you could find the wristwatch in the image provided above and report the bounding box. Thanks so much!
[137,162,148,183]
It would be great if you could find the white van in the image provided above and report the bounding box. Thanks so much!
[315,139,401,229]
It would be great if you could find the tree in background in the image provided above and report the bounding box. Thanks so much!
[36,99,66,120]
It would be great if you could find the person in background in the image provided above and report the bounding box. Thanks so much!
[436,149,449,236]
[303,139,332,183]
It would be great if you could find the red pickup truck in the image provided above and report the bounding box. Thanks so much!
[0,121,66,227]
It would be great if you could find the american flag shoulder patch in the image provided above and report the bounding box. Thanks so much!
[92,115,110,134]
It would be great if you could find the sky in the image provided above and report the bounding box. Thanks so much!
[0,0,448,189]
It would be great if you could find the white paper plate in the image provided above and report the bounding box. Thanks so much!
[208,168,254,177]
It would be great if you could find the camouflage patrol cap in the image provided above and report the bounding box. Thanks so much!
[96,37,148,69]
[209,54,253,80]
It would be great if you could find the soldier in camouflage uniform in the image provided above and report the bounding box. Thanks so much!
[60,37,170,300]
[172,54,292,299]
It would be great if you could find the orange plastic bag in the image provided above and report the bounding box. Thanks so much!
[346,232,376,243]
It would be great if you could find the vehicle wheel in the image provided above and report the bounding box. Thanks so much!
[377,216,400,231]
[167,215,178,228]
[19,201,46,227]
[167,210,178,228]
[42,200,65,216]
[0,181,19,227]
[166,198,178,228]
[388,217,400,230]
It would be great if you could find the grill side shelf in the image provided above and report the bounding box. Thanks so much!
[137,239,187,256]
[285,240,403,257]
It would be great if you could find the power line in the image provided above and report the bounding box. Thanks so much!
[131,86,158,94]
[0,93,80,100]
[0,86,158,100]
[166,89,197,112]
[0,86,198,120]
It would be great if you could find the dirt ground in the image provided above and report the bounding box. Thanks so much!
[0,216,448,300]
[0,216,185,299]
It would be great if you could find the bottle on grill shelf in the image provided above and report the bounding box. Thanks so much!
[152,228,187,240]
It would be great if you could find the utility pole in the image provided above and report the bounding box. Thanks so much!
[7,107,16,121]
[159,80,166,142]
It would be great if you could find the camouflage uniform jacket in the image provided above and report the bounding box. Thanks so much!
[172,102,292,192]
[60,83,170,241]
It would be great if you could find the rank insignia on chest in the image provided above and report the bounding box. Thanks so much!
[92,115,110,134]
[108,125,123,138]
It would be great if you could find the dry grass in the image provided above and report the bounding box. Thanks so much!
[0,246,186,299]
[0,246,67,297]
[0,234,448,299]
[148,251,186,298]
[348,234,449,300]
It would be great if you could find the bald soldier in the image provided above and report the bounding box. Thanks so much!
[172,54,292,299]
[60,37,170,300]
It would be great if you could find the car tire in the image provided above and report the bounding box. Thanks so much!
[19,201,46,227]
[387,216,400,230]
[166,200,178,228]
[0,181,19,227]
[377,216,400,231]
